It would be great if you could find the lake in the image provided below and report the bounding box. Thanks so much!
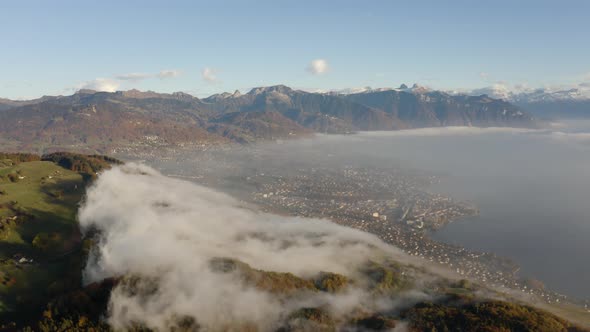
[353,123,590,300]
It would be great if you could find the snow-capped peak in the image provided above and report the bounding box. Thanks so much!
[247,85,293,95]
[323,86,394,95]
[324,84,431,96]
[511,87,590,103]
[461,83,590,102]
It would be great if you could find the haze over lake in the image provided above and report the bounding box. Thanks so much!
[356,122,590,300]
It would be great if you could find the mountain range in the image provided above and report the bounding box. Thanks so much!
[0,85,536,153]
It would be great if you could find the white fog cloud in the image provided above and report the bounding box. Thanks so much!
[157,69,181,79]
[307,59,329,75]
[78,78,120,92]
[115,73,153,81]
[79,164,414,330]
[202,67,219,83]
[115,70,181,82]
[74,69,181,93]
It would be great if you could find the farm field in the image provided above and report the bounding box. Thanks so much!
[0,159,85,322]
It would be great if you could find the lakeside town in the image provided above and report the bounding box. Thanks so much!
[244,166,570,305]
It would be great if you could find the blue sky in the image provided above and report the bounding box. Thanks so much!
[1,0,589,99]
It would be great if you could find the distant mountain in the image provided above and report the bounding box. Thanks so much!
[512,88,590,103]
[324,83,430,96]
[343,87,533,128]
[462,85,590,119]
[511,89,590,119]
[515,100,590,119]
[0,85,536,152]
[203,84,533,130]
[203,85,406,132]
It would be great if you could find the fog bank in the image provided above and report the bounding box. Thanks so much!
[79,164,418,330]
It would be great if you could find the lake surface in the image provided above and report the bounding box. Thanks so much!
[352,123,590,300]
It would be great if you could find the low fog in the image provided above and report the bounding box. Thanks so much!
[79,164,427,330]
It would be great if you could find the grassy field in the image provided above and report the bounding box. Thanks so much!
[0,160,85,320]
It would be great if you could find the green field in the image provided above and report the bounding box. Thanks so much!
[0,160,85,321]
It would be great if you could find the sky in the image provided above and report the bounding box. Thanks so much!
[1,0,589,99]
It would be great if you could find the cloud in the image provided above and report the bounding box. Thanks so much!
[115,73,153,81]
[307,59,329,75]
[158,69,181,79]
[72,69,182,93]
[78,164,415,330]
[115,70,181,82]
[479,72,489,80]
[469,83,513,99]
[202,67,219,83]
[78,78,120,92]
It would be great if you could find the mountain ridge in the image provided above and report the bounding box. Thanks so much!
[0,85,537,152]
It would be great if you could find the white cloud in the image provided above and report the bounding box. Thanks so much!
[78,164,414,330]
[72,69,182,94]
[479,72,489,80]
[201,67,219,83]
[78,78,120,92]
[115,73,152,81]
[469,83,513,99]
[115,70,181,82]
[158,69,181,79]
[307,59,329,75]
